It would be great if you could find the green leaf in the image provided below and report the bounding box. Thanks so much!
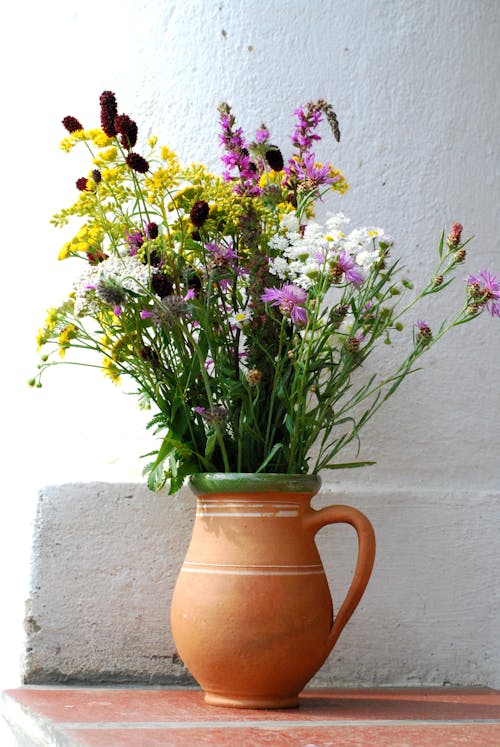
[438,229,445,259]
[205,432,217,460]
[322,461,376,469]
[255,442,285,473]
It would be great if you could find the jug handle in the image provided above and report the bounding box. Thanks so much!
[304,504,376,653]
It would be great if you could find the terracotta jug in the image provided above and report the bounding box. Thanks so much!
[170,473,375,709]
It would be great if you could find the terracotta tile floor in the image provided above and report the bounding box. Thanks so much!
[2,686,500,746]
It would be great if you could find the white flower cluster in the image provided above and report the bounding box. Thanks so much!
[74,255,153,316]
[268,212,389,290]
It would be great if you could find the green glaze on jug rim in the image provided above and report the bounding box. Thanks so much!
[189,472,322,495]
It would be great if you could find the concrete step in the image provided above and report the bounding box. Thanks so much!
[2,686,500,746]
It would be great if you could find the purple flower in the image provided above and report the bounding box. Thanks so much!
[336,250,364,286]
[206,241,238,267]
[255,125,270,144]
[218,102,262,196]
[291,104,323,153]
[416,320,432,343]
[140,309,154,320]
[126,230,144,255]
[467,270,500,317]
[293,152,338,188]
[261,283,308,326]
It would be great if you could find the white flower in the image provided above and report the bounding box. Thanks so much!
[229,309,252,328]
[356,249,381,270]
[280,212,300,233]
[303,222,324,241]
[74,256,153,316]
[268,257,290,279]
[326,212,350,231]
[269,234,289,251]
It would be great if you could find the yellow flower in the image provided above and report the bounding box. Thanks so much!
[92,130,114,148]
[329,167,348,194]
[36,330,47,350]
[103,357,121,384]
[58,324,78,357]
[160,145,179,163]
[44,307,58,332]
[58,242,72,260]
[95,146,118,164]
[148,135,158,148]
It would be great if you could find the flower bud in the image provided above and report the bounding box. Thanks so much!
[416,320,432,345]
[247,369,262,386]
[446,222,463,249]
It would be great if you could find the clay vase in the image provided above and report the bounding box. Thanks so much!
[170,473,375,709]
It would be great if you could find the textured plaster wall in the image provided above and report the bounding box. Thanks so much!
[1,0,498,688]
[23,482,499,688]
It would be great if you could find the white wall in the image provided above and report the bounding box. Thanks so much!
[1,0,499,691]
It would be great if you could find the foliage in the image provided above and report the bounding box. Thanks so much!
[33,93,499,492]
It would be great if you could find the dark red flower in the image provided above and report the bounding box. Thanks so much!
[86,249,108,265]
[145,222,159,240]
[115,114,138,149]
[92,169,102,184]
[100,90,118,137]
[125,152,149,173]
[62,116,84,133]
[76,177,89,191]
[190,200,210,227]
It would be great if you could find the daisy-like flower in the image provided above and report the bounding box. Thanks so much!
[228,309,252,328]
[261,283,308,326]
[467,270,500,317]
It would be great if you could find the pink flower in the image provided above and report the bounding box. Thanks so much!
[261,283,308,326]
[336,250,364,286]
[293,152,337,187]
[467,270,500,317]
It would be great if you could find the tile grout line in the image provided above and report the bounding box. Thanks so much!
[58,719,500,730]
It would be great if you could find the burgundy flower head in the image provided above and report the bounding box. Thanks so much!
[76,176,89,191]
[100,90,118,137]
[62,116,83,133]
[126,152,149,173]
[115,114,138,149]
[145,221,159,240]
[190,200,210,227]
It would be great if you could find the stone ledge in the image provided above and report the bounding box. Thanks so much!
[2,686,500,747]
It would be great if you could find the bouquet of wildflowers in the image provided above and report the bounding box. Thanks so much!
[33,91,499,492]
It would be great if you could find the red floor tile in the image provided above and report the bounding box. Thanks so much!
[65,723,500,747]
[4,686,500,723]
[2,687,500,747]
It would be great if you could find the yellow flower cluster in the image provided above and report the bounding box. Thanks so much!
[58,324,78,357]
[58,224,105,260]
